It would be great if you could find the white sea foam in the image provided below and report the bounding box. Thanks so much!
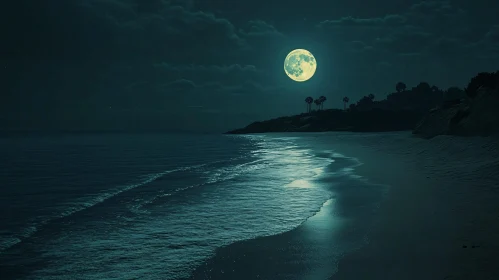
[0,164,206,254]
[129,158,273,213]
[26,135,342,280]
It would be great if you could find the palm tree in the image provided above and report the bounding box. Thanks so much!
[304,96,313,113]
[342,96,350,110]
[318,96,327,110]
[395,82,406,93]
[314,99,321,110]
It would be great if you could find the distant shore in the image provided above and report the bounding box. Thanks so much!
[227,81,499,139]
[225,109,423,134]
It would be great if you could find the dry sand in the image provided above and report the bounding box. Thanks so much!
[313,132,499,280]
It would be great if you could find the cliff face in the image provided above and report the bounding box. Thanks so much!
[413,89,499,138]
[451,89,499,136]
[412,102,468,138]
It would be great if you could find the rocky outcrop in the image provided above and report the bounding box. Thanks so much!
[413,89,499,138]
[450,88,499,136]
[412,102,468,138]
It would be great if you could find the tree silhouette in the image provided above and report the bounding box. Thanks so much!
[319,96,327,110]
[356,95,375,110]
[465,71,499,98]
[305,96,313,113]
[342,96,350,110]
[396,82,406,93]
[431,85,439,92]
[415,82,431,92]
[314,99,321,110]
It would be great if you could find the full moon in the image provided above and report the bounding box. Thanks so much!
[284,49,317,82]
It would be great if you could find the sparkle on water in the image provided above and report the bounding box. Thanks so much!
[284,49,317,82]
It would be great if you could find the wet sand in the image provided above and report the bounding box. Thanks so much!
[322,132,499,280]
[187,152,387,280]
[187,132,499,280]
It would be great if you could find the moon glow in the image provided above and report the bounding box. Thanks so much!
[284,49,317,82]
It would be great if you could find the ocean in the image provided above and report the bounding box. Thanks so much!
[0,132,387,279]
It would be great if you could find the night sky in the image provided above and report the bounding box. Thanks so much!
[1,0,499,132]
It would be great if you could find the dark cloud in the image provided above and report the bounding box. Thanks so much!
[317,1,467,55]
[318,14,407,28]
[154,63,259,75]
[485,25,499,43]
[409,1,462,16]
[151,63,270,87]
[237,20,287,66]
[80,0,247,63]
[2,0,499,132]
[158,79,197,92]
[0,0,247,64]
[455,24,499,59]
[347,41,374,53]
[375,29,433,54]
[240,20,285,37]
[217,81,283,96]
[156,77,282,99]
[408,1,467,35]
[428,37,463,56]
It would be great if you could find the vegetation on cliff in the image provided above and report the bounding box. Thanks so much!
[227,71,499,137]
[414,71,499,138]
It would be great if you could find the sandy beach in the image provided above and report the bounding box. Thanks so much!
[319,132,499,280]
[188,132,499,279]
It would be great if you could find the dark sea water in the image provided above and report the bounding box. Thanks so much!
[0,133,387,280]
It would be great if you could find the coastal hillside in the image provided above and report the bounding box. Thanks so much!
[414,71,499,138]
[226,109,422,134]
[227,71,499,138]
[227,82,444,134]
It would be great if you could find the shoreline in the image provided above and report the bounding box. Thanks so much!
[315,133,459,279]
[317,132,499,279]
[186,143,389,280]
[188,132,499,279]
